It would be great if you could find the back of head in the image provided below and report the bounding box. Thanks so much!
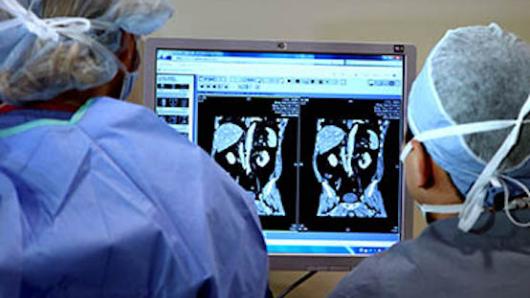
[431,24,530,170]
[0,0,174,105]
[408,23,530,203]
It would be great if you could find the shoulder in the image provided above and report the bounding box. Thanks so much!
[81,97,170,132]
[79,97,196,154]
[329,245,418,297]
[78,97,261,229]
[330,220,469,298]
[86,97,149,113]
[82,98,258,217]
[330,230,449,298]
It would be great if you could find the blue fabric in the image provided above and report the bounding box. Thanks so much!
[0,109,72,128]
[0,171,23,298]
[0,98,268,297]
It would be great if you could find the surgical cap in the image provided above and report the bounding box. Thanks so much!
[0,0,174,104]
[408,23,530,201]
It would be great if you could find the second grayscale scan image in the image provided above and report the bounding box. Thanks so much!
[313,119,389,218]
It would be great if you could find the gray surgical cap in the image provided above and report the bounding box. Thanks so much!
[0,0,174,104]
[408,23,530,202]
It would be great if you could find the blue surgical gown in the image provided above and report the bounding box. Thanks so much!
[329,209,530,298]
[0,98,268,297]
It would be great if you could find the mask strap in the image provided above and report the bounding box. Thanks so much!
[414,175,498,221]
[401,94,530,231]
[458,94,530,231]
[400,119,530,162]
[415,202,463,214]
[499,176,530,228]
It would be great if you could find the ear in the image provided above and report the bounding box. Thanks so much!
[116,32,139,72]
[407,140,434,188]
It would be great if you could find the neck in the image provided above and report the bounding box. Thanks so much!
[428,211,460,222]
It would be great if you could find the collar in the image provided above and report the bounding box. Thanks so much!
[0,100,84,115]
[0,105,17,114]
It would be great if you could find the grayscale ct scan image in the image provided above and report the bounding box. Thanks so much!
[211,116,289,216]
[313,119,390,218]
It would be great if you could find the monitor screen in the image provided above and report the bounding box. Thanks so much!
[153,47,406,258]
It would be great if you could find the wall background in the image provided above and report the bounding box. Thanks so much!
[131,1,530,296]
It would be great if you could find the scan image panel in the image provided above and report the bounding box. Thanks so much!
[312,118,390,218]
[211,116,289,216]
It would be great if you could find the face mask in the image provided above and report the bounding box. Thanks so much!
[119,70,138,101]
[401,93,530,232]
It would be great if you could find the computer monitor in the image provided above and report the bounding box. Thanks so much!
[144,38,416,271]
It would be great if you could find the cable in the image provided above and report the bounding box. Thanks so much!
[276,271,318,298]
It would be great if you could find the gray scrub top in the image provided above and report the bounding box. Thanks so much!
[329,209,530,298]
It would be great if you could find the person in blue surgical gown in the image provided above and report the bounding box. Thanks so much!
[330,24,530,298]
[0,1,268,297]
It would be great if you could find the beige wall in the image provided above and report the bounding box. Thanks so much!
[133,1,530,296]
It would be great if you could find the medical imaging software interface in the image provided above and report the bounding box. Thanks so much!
[155,49,405,256]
